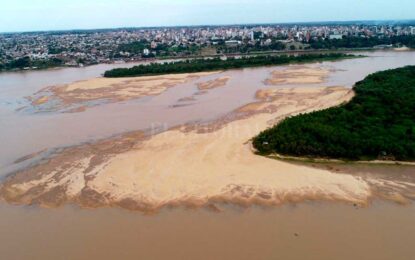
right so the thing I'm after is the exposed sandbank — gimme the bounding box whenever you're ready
[25,65,328,113]
[264,66,329,85]
[3,67,415,212]
[1,85,376,211]
[394,46,411,51]
[28,71,219,112]
[197,76,231,90]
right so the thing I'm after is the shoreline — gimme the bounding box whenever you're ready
[0,48,386,75]
[264,153,415,166]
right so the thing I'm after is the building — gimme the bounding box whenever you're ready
[329,34,343,40]
[225,40,241,47]
[373,44,393,49]
[150,41,158,49]
[250,31,255,41]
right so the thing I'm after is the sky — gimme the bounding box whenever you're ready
[0,0,414,33]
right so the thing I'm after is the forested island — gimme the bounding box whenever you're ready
[253,66,415,161]
[103,53,355,78]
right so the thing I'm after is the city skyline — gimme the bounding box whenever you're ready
[1,0,415,33]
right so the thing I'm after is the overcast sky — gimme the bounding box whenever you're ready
[1,0,414,32]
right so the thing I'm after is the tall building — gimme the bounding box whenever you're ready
[250,31,255,41]
[411,27,415,35]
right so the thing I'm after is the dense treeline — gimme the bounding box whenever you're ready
[309,35,415,49]
[104,53,354,77]
[116,40,201,58]
[0,56,64,71]
[118,40,149,54]
[253,66,415,161]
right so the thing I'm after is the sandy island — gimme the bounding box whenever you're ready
[176,76,232,103]
[26,65,329,113]
[28,71,220,112]
[264,66,329,85]
[3,67,415,212]
[197,76,231,90]
[1,84,370,211]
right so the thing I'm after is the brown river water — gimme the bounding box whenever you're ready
[0,51,415,259]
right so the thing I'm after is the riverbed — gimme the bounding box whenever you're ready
[0,50,415,259]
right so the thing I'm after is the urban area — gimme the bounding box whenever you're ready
[1,22,415,71]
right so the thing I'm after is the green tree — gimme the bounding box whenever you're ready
[253,66,415,161]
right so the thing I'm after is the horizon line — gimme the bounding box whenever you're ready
[1,19,415,35]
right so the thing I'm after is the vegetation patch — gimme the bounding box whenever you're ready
[253,66,415,161]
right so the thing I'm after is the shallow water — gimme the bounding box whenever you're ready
[1,50,415,176]
[1,51,415,259]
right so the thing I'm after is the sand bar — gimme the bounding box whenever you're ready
[4,67,415,211]
[264,66,329,85]
[29,71,219,112]
[1,85,378,211]
[197,76,231,90]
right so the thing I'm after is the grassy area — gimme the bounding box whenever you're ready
[253,66,415,161]
[103,53,357,78]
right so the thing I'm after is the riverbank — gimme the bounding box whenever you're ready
[2,47,412,75]
[4,46,413,75]
[0,48,370,74]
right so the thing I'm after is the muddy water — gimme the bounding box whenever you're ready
[0,202,414,260]
[1,50,415,259]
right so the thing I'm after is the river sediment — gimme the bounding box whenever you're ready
[3,82,413,212]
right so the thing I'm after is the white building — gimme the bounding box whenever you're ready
[250,31,255,41]
[329,34,343,40]
[225,40,241,47]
